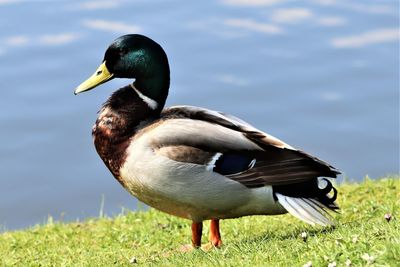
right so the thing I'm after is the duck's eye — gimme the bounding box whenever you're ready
[97,70,103,75]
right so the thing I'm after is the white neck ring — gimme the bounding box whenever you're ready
[130,83,159,110]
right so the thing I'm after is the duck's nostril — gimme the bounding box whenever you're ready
[97,70,103,75]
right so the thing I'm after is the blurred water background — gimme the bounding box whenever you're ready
[0,0,399,231]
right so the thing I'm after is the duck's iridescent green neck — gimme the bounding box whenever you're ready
[132,65,170,111]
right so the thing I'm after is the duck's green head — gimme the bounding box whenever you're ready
[75,34,170,104]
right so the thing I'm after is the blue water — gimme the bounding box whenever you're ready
[0,0,398,231]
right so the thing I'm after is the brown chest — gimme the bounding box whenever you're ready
[92,111,131,186]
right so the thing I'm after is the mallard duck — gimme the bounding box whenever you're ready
[74,34,340,249]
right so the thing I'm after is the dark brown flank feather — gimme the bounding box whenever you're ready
[92,85,160,186]
[156,145,215,165]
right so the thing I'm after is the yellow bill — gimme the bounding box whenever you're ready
[74,62,114,95]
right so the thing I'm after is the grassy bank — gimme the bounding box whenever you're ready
[1,177,399,266]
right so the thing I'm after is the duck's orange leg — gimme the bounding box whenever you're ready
[191,221,203,248]
[209,219,222,247]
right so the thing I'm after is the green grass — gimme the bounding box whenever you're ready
[1,177,399,266]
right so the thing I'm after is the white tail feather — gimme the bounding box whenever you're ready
[276,193,334,226]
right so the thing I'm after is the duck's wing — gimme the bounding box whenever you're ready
[159,105,340,186]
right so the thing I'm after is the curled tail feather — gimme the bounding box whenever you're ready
[274,178,338,226]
